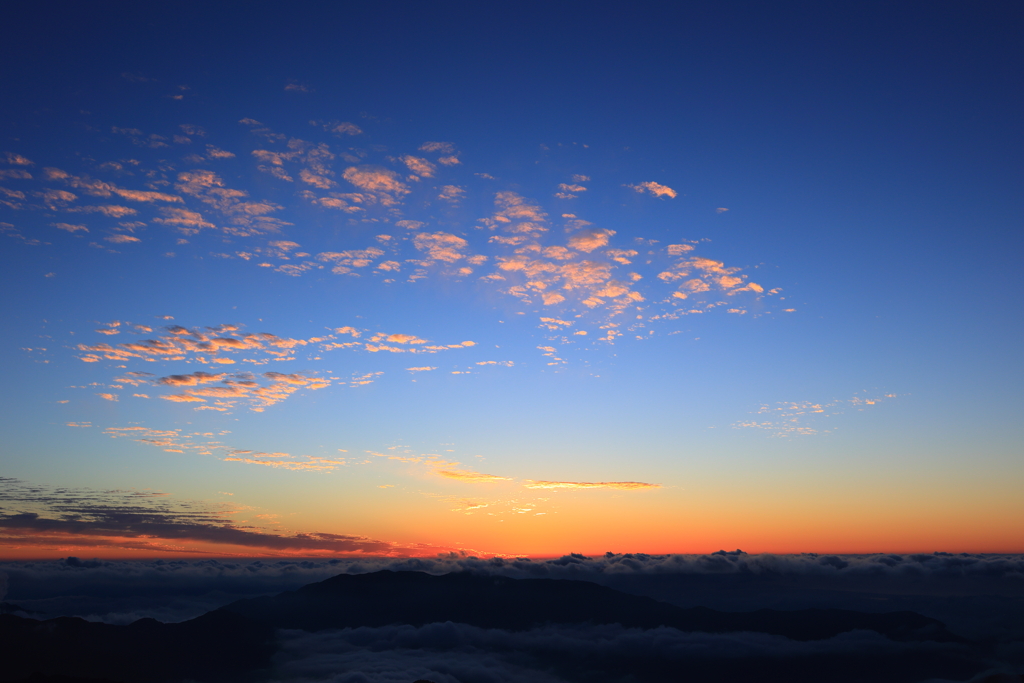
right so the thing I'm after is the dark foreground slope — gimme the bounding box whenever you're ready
[0,610,273,683]
[0,570,986,683]
[219,569,964,643]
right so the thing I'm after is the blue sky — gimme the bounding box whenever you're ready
[0,1,1021,557]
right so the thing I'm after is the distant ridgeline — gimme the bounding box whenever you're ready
[0,570,993,683]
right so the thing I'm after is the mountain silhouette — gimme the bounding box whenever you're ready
[0,570,974,683]
[0,609,273,683]
[218,569,965,642]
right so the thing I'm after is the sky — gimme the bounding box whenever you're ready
[1,0,1021,559]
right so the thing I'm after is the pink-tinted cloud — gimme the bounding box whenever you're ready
[626,181,678,198]
[482,192,548,237]
[438,185,465,203]
[53,223,88,233]
[311,120,363,136]
[567,228,615,253]
[5,153,33,165]
[158,371,332,412]
[400,155,436,177]
[413,231,470,262]
[555,183,587,199]
[105,234,141,244]
[76,323,319,365]
[153,207,215,234]
[419,141,456,154]
[206,145,236,159]
[342,166,410,205]
[67,205,138,217]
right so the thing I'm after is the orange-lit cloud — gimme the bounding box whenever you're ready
[400,155,436,177]
[413,231,470,263]
[626,181,677,198]
[523,480,660,490]
[53,222,88,233]
[435,468,513,483]
[342,166,409,205]
[0,477,430,556]
[567,228,614,253]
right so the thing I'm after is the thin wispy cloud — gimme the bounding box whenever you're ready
[626,181,677,198]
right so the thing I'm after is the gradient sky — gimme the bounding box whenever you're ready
[1,1,1021,559]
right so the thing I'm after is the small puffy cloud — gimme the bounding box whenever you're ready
[406,366,436,372]
[153,207,215,233]
[311,120,363,136]
[438,185,464,203]
[105,234,141,244]
[284,83,312,93]
[96,393,119,402]
[400,155,436,177]
[114,188,183,203]
[68,205,138,217]
[0,169,31,179]
[299,169,335,189]
[413,231,469,262]
[5,152,33,165]
[161,394,207,403]
[567,228,615,253]
[53,223,88,233]
[555,183,587,199]
[342,166,409,205]
[419,141,456,154]
[667,244,695,255]
[626,181,678,198]
[523,480,660,490]
[158,371,226,386]
[483,192,548,237]
[382,333,427,344]
[206,145,236,159]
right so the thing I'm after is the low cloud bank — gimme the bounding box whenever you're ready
[2,552,1023,638]
[270,622,989,683]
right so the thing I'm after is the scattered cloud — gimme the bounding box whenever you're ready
[53,223,88,233]
[400,155,436,177]
[0,477,405,555]
[342,166,409,205]
[105,234,141,244]
[435,468,513,483]
[5,152,33,165]
[733,393,899,437]
[626,181,677,198]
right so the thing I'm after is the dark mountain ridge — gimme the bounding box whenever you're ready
[0,569,972,683]
[218,569,965,642]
